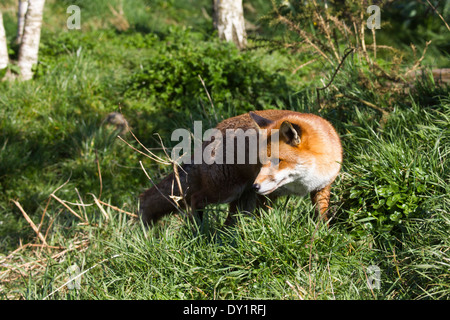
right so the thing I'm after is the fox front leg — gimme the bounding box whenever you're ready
[189,190,208,222]
[310,184,331,224]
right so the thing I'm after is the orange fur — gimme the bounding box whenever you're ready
[139,110,342,226]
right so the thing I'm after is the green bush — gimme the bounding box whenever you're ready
[123,28,291,117]
[339,95,449,237]
[343,152,428,234]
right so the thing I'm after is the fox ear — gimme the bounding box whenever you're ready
[249,111,274,129]
[280,121,301,146]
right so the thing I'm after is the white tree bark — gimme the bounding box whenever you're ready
[17,0,46,80]
[16,0,29,45]
[0,11,9,70]
[213,0,247,50]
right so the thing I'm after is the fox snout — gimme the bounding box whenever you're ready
[253,174,284,195]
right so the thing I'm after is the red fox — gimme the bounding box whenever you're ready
[139,110,342,225]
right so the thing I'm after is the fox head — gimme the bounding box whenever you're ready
[249,111,306,196]
[248,111,341,197]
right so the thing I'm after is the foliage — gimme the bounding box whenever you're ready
[123,27,290,119]
[258,0,449,107]
[324,72,449,237]
[340,101,449,235]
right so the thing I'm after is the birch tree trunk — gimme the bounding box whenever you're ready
[0,11,9,70]
[213,0,247,50]
[17,0,46,80]
[16,0,29,45]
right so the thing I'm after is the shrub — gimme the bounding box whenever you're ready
[123,28,291,118]
[338,96,449,237]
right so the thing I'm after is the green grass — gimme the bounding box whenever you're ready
[1,0,449,300]
[17,206,380,300]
